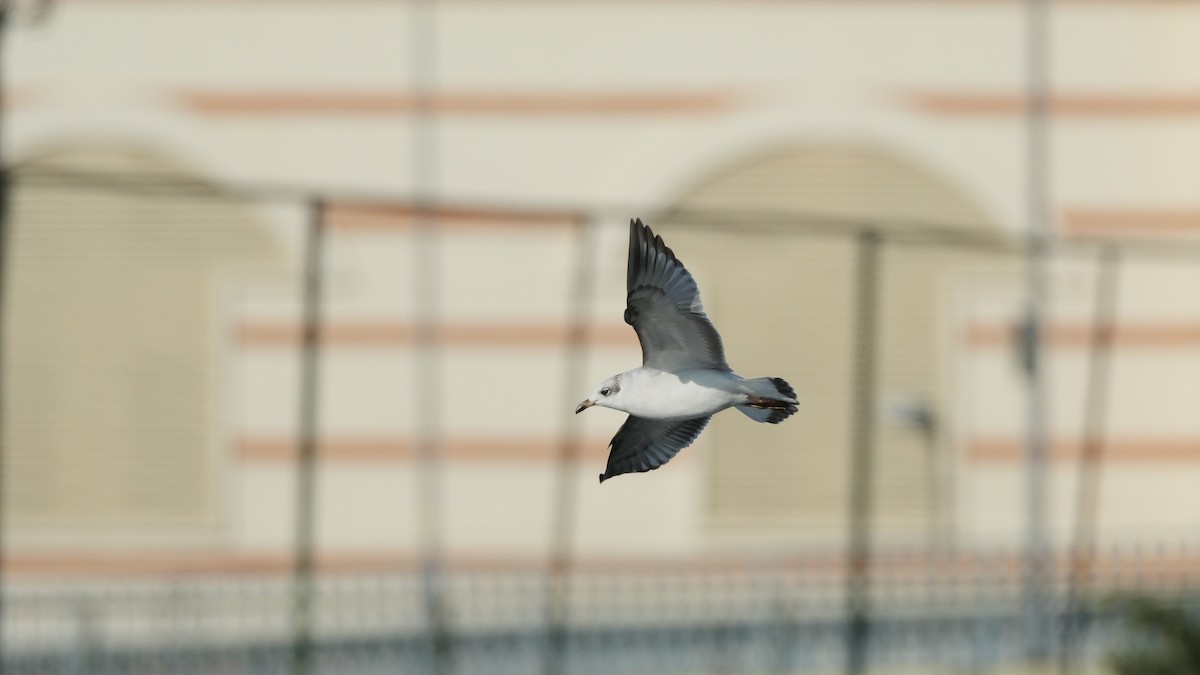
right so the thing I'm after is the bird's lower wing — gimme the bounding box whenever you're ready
[599,415,712,483]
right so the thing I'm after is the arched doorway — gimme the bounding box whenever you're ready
[657,143,1009,542]
[4,145,281,534]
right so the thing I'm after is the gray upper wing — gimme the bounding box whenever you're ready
[598,414,712,483]
[625,219,729,372]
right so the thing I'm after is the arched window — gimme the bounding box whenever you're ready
[4,145,280,532]
[659,144,1009,540]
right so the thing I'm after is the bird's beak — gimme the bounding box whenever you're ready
[575,400,594,414]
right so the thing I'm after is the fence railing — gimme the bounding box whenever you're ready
[5,545,1200,675]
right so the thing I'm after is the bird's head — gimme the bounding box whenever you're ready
[576,374,623,414]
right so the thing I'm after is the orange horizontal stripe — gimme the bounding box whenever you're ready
[238,321,411,345]
[238,437,614,461]
[237,321,638,348]
[1,87,37,110]
[908,91,1200,117]
[969,438,1200,462]
[177,90,737,116]
[326,203,578,232]
[966,322,1200,348]
[240,438,406,460]
[4,551,844,579]
[4,552,418,578]
[9,548,1200,581]
[1064,209,1200,234]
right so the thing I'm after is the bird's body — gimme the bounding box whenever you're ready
[577,219,797,483]
[607,367,743,420]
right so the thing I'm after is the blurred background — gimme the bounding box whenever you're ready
[2,1,1200,674]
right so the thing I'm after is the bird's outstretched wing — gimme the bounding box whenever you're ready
[625,219,729,372]
[599,415,712,483]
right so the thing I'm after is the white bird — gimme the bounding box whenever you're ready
[577,219,798,483]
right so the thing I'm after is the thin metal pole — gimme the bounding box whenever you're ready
[924,431,944,550]
[410,2,450,673]
[0,5,10,669]
[1022,0,1053,664]
[1058,247,1120,675]
[290,198,326,675]
[542,216,596,675]
[0,11,55,669]
[845,230,882,675]
[414,206,450,675]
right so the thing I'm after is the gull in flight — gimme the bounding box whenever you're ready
[576,219,797,483]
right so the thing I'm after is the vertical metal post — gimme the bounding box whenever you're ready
[414,209,450,675]
[1022,0,1053,664]
[0,6,10,669]
[543,215,595,675]
[410,2,450,673]
[1058,247,1120,675]
[290,198,326,675]
[845,230,881,675]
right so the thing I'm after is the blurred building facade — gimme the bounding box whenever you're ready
[4,0,1200,580]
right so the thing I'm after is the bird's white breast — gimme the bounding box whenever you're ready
[618,367,741,420]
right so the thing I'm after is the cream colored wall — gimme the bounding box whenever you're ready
[8,3,1199,212]
[952,260,1200,546]
[5,1,1200,564]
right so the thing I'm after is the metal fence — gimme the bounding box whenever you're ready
[6,546,1200,674]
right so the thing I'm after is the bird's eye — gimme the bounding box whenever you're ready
[600,387,611,396]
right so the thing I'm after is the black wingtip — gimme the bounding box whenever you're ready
[770,377,797,401]
[766,404,799,424]
[628,218,655,290]
[598,473,608,484]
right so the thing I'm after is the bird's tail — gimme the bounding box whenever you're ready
[735,377,798,424]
